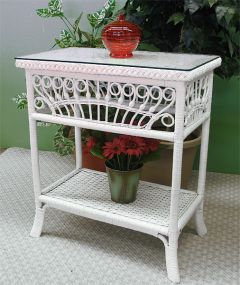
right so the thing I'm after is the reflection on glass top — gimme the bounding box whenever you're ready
[16,47,219,71]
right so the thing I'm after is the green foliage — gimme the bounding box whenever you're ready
[124,0,240,78]
[167,13,184,25]
[88,0,115,28]
[36,0,63,18]
[37,0,116,49]
[90,144,105,159]
[16,0,118,157]
[184,0,203,14]
[182,0,240,77]
[55,29,79,48]
[53,125,75,156]
[208,0,219,8]
[124,0,183,52]
[12,93,28,109]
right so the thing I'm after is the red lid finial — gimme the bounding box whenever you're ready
[102,13,141,58]
[118,14,126,21]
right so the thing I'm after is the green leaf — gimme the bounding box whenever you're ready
[55,38,65,48]
[167,13,184,25]
[226,34,234,56]
[36,8,50,18]
[103,0,115,17]
[73,13,83,33]
[90,145,105,160]
[36,0,63,18]
[184,0,203,14]
[62,29,72,37]
[215,5,235,25]
[87,0,116,28]
[48,0,64,17]
[60,29,71,39]
[53,126,75,156]
[208,0,218,8]
[77,28,83,41]
[55,30,77,48]
[12,93,28,109]
[93,38,104,48]
[229,30,240,47]
[88,9,106,28]
[82,31,93,42]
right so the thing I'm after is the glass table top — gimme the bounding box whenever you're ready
[16,47,219,72]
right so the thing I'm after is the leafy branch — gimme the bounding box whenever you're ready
[37,0,116,48]
[124,0,240,78]
[13,0,118,156]
[12,93,28,109]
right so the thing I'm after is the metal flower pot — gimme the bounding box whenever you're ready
[105,163,142,204]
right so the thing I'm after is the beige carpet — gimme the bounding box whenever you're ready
[0,148,239,285]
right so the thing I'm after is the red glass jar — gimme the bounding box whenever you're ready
[102,14,141,58]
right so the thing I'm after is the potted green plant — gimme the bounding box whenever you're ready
[36,0,116,49]
[86,134,162,203]
[123,0,240,79]
[123,0,240,179]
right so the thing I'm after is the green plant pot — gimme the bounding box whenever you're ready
[105,163,142,204]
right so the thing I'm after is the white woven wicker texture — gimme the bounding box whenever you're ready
[0,148,239,285]
[40,169,198,236]
[41,169,198,230]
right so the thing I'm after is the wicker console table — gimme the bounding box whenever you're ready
[16,48,221,283]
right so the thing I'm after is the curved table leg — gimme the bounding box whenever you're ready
[194,206,207,237]
[30,205,46,238]
[165,238,180,283]
[158,234,180,283]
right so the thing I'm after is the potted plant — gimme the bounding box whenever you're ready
[123,0,240,80]
[86,134,162,203]
[123,0,240,178]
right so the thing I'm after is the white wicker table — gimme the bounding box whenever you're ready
[16,48,221,283]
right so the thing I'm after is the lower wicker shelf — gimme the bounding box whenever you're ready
[39,168,201,237]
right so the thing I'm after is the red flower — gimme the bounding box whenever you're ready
[84,136,96,154]
[103,137,125,159]
[119,135,146,157]
[143,139,159,154]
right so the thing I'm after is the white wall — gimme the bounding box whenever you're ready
[0,0,121,60]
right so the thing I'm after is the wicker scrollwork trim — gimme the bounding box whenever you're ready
[184,74,212,127]
[31,75,176,130]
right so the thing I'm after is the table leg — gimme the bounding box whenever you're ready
[74,126,82,170]
[28,118,46,237]
[194,118,210,236]
[165,236,180,283]
[30,205,46,238]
